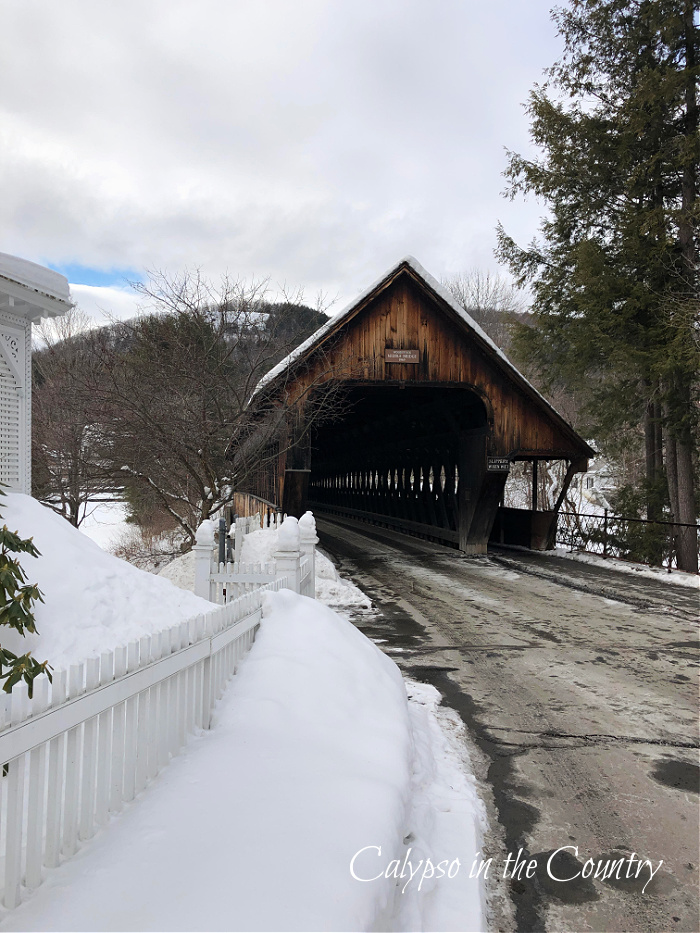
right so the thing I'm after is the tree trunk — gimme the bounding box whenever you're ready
[679,0,698,285]
[644,395,663,521]
[653,399,663,477]
[663,375,697,574]
[667,5,698,575]
[675,435,698,574]
[665,429,680,522]
[663,425,681,564]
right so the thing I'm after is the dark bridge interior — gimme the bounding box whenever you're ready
[307,385,491,548]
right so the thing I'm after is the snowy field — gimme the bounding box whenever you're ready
[76,500,129,552]
[0,497,487,931]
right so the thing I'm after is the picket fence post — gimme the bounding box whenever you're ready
[299,511,318,598]
[194,519,216,601]
[274,515,302,593]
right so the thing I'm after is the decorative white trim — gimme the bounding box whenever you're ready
[0,311,30,494]
[0,331,23,384]
[24,320,31,494]
[0,308,27,328]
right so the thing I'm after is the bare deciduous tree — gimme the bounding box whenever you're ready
[78,270,334,544]
[32,307,114,526]
[442,269,525,350]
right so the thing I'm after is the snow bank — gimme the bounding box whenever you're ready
[157,548,196,592]
[3,590,414,932]
[0,494,213,669]
[552,547,699,589]
[240,526,372,610]
[397,681,487,932]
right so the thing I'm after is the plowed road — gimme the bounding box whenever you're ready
[317,515,699,933]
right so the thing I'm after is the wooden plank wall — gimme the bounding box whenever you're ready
[279,272,589,462]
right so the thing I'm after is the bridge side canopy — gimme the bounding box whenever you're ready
[0,253,71,493]
[254,255,594,467]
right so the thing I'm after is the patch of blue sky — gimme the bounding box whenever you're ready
[46,263,143,288]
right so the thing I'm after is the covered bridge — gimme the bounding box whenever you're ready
[249,257,593,554]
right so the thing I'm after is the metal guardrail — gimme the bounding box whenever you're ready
[557,510,700,572]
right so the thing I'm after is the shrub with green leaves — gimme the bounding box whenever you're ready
[0,487,52,695]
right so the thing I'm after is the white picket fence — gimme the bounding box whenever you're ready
[0,512,320,913]
[0,581,295,910]
[229,510,282,563]
[194,512,318,604]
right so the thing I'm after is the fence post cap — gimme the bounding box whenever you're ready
[299,510,317,536]
[277,515,300,551]
[195,519,216,546]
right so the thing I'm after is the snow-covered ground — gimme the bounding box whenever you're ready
[77,500,129,552]
[0,500,488,931]
[0,494,212,669]
[551,547,699,589]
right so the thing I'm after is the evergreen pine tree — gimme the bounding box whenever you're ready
[0,487,52,695]
[497,0,698,571]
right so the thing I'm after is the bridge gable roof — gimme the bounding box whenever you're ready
[256,256,594,461]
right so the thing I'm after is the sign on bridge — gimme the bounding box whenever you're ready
[385,348,420,363]
[487,457,511,473]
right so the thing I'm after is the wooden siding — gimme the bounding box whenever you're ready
[273,269,591,464]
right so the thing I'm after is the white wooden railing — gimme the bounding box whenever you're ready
[194,513,318,604]
[0,577,289,911]
[0,513,320,913]
[230,510,283,562]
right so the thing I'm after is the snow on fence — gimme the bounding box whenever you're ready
[228,511,273,562]
[0,514,320,912]
[225,506,282,563]
[0,579,289,911]
[195,513,318,604]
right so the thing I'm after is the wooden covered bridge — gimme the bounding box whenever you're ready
[245,257,593,554]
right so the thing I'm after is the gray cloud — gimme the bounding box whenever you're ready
[2,0,560,305]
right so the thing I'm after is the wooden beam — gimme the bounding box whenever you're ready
[545,460,578,549]
[532,459,539,511]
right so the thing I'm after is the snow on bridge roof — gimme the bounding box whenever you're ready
[255,256,516,393]
[253,256,593,457]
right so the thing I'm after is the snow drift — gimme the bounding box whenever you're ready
[0,494,212,669]
[0,501,487,931]
[4,590,414,931]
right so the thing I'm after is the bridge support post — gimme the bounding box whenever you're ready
[282,469,311,518]
[467,472,509,552]
[458,431,487,553]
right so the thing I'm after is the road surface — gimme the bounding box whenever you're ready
[317,515,700,933]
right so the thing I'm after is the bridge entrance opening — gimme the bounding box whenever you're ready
[305,385,493,550]
[247,257,593,555]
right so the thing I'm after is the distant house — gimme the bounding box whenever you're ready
[0,253,70,494]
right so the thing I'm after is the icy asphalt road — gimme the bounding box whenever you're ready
[316,515,700,933]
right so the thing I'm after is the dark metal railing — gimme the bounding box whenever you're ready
[557,510,700,572]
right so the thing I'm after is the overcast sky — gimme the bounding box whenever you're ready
[2,0,561,323]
